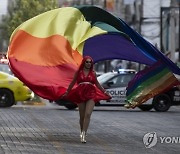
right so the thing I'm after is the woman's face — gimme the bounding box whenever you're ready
[84,58,92,69]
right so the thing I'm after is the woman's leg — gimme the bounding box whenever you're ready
[77,103,86,133]
[83,99,95,133]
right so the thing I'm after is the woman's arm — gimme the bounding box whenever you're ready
[63,71,78,96]
[94,72,111,96]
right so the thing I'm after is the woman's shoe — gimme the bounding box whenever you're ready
[80,132,82,138]
[80,131,87,137]
[81,131,86,143]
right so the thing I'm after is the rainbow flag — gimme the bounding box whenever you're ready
[7,6,180,100]
[126,61,179,108]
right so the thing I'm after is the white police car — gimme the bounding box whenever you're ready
[97,70,180,112]
[97,69,135,105]
[55,69,180,111]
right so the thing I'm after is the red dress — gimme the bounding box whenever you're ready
[66,70,111,104]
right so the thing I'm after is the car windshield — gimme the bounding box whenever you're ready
[97,72,116,84]
[0,64,13,75]
[108,73,135,87]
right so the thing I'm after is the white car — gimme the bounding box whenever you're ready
[55,69,180,111]
[98,70,135,105]
[97,70,180,112]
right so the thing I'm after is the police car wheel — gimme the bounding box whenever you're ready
[153,94,171,112]
[55,99,77,110]
[65,104,77,110]
[0,89,15,107]
[138,105,153,111]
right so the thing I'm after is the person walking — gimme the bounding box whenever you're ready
[62,56,111,143]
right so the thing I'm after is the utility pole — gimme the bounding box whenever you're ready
[178,1,180,62]
[168,0,176,62]
[103,0,110,73]
[134,0,143,70]
[103,0,106,9]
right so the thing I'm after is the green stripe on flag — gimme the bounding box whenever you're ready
[127,68,170,100]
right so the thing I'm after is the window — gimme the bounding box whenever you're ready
[107,74,134,88]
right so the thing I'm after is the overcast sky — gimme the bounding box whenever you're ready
[0,0,8,15]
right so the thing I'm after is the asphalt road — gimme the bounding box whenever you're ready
[0,101,180,154]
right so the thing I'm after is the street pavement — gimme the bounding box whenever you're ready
[0,101,180,154]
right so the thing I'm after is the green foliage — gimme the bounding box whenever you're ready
[0,0,58,42]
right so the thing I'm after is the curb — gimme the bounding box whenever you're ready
[21,101,46,106]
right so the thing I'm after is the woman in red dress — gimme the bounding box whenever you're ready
[63,56,111,143]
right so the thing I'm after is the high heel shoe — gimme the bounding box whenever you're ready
[80,131,87,137]
[80,131,86,143]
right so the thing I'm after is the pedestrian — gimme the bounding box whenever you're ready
[62,56,111,143]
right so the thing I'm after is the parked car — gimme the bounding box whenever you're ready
[0,71,34,107]
[97,70,180,112]
[55,69,180,111]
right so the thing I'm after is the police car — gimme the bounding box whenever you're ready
[97,70,180,112]
[55,69,180,111]
[97,69,136,106]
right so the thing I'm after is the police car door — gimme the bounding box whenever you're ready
[101,74,130,105]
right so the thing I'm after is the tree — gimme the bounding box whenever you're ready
[0,0,58,49]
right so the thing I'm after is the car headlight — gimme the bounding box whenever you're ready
[31,92,35,98]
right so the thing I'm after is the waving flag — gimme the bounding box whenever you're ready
[7,6,180,100]
[125,61,179,108]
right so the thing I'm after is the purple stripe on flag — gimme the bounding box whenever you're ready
[83,34,155,65]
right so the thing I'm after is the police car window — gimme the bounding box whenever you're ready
[108,74,134,87]
[98,73,116,84]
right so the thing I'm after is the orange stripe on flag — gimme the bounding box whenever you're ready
[8,30,82,66]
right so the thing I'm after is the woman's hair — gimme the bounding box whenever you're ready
[78,56,94,73]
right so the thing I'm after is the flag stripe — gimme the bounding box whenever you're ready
[8,30,82,66]
[128,75,178,104]
[127,69,172,100]
[83,34,154,64]
[126,60,179,107]
[9,57,78,100]
[10,7,107,50]
[127,66,169,95]
[127,61,166,94]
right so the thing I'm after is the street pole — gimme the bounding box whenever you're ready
[137,0,143,71]
[91,0,94,5]
[103,0,109,72]
[178,2,180,63]
[104,0,106,9]
[160,7,163,52]
[168,0,176,63]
